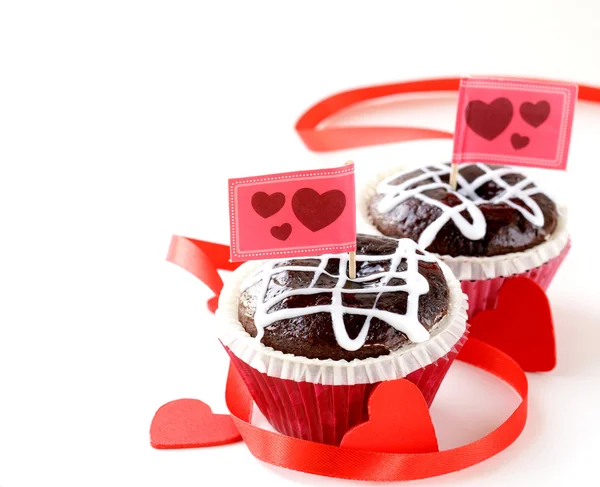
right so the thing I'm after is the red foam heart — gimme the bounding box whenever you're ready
[340,379,438,454]
[469,277,556,372]
[150,399,241,449]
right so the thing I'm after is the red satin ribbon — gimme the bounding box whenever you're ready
[225,338,527,481]
[295,77,600,152]
[167,236,528,480]
[167,236,241,312]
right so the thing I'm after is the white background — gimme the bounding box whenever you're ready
[1,1,599,486]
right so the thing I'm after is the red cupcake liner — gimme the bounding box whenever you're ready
[461,241,571,320]
[225,332,468,446]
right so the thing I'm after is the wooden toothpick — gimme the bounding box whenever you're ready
[345,160,357,279]
[449,162,459,191]
[349,250,356,279]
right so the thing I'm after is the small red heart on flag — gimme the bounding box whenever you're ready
[270,223,292,241]
[469,277,556,372]
[292,188,346,232]
[520,100,551,127]
[340,379,438,454]
[511,133,530,150]
[251,192,285,219]
[150,399,241,449]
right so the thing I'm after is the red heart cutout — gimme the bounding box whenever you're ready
[340,379,438,454]
[465,97,513,141]
[469,277,556,372]
[520,100,550,128]
[270,223,292,241]
[150,399,241,449]
[511,133,530,150]
[251,192,285,218]
[292,188,346,232]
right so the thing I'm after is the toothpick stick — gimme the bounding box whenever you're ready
[449,162,459,191]
[345,160,357,279]
[349,251,356,279]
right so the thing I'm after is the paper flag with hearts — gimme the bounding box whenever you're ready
[341,379,438,454]
[453,77,577,170]
[469,277,556,372]
[228,163,356,261]
[150,399,242,449]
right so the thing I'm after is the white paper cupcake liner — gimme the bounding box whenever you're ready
[216,258,468,386]
[358,165,570,281]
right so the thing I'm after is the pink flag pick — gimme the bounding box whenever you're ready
[228,163,356,262]
[452,77,577,170]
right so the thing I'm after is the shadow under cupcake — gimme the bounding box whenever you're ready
[217,234,468,445]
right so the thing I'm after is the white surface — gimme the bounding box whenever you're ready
[1,1,599,486]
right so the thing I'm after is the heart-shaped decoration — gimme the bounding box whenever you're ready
[292,188,346,232]
[340,379,438,454]
[511,133,530,150]
[520,100,550,128]
[465,97,513,141]
[270,223,292,241]
[251,192,285,219]
[150,399,241,449]
[469,277,556,372]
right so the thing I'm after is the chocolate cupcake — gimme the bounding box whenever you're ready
[217,234,468,445]
[362,163,570,318]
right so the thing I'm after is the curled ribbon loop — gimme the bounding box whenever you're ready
[167,236,241,312]
[225,338,527,481]
[295,76,600,152]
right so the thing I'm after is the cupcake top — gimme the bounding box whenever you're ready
[237,234,450,361]
[368,163,558,257]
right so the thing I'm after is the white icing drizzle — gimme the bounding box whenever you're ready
[376,163,545,248]
[240,239,437,352]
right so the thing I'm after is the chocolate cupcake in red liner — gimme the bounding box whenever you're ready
[217,234,468,445]
[361,163,570,318]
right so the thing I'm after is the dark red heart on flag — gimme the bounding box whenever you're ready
[511,133,530,150]
[469,277,556,372]
[251,192,285,219]
[341,379,438,454]
[520,100,550,128]
[292,188,346,232]
[270,223,292,241]
[150,399,241,449]
[465,97,513,141]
